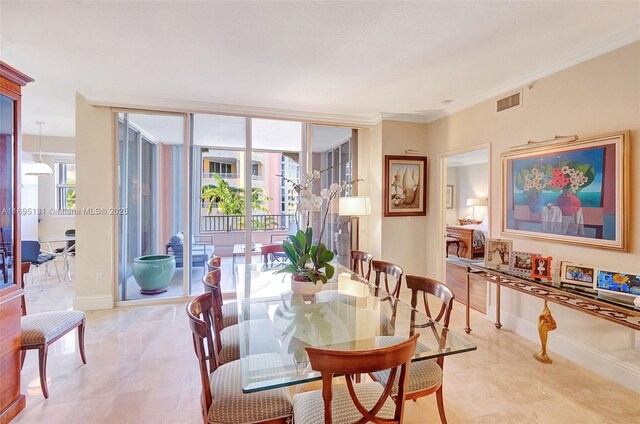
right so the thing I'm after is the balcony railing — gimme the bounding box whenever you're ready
[202,172,240,179]
[201,213,296,232]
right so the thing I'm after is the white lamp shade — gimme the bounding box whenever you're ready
[25,161,54,176]
[466,197,487,207]
[339,196,371,216]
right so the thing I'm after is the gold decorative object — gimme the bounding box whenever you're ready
[534,300,557,364]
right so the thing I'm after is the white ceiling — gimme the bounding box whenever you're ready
[1,1,638,137]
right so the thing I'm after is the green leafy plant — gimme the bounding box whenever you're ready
[277,227,335,284]
[201,173,270,215]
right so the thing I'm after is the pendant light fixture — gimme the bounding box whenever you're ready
[26,121,54,176]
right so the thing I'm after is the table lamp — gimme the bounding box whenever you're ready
[338,196,371,252]
[466,197,487,220]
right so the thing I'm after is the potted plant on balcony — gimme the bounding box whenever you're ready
[276,168,359,295]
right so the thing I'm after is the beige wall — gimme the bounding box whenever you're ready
[74,94,116,310]
[452,162,489,221]
[361,42,639,390]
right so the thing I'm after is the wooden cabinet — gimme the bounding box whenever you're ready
[0,61,33,424]
[446,261,486,314]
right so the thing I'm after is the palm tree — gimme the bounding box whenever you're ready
[201,173,270,215]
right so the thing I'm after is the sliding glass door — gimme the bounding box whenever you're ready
[117,112,187,301]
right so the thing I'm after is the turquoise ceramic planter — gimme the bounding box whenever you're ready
[133,255,176,295]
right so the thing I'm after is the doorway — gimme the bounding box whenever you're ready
[441,146,490,313]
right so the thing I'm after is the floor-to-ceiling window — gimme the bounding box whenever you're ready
[116,110,357,302]
[117,112,187,301]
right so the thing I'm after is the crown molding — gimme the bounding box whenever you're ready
[81,93,377,128]
[427,25,640,124]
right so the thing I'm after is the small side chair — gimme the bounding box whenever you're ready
[292,334,419,423]
[19,262,87,398]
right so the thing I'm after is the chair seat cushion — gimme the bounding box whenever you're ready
[221,301,238,328]
[292,381,396,424]
[208,354,292,424]
[370,359,442,395]
[21,311,85,347]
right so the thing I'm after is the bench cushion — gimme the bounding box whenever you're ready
[21,311,85,347]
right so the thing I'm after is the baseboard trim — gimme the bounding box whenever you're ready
[487,305,640,393]
[73,294,114,311]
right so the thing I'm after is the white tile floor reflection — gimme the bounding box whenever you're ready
[14,258,638,424]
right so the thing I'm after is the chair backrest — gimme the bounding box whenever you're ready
[405,275,455,328]
[202,268,224,351]
[207,255,221,272]
[21,240,41,264]
[371,260,403,298]
[261,243,283,264]
[351,250,373,281]
[65,229,76,250]
[186,292,219,423]
[1,226,12,256]
[306,334,419,424]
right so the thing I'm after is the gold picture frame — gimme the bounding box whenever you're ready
[501,131,628,250]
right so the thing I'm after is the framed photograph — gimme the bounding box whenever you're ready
[502,132,628,250]
[560,262,596,288]
[508,251,539,277]
[530,255,553,280]
[446,185,454,209]
[596,270,640,297]
[384,155,428,217]
[485,239,512,267]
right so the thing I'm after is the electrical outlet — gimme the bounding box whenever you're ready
[96,273,103,283]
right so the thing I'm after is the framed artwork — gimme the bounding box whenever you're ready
[384,155,428,217]
[530,255,553,280]
[446,185,454,209]
[502,132,628,250]
[485,239,512,267]
[560,261,596,288]
[596,270,640,297]
[509,251,538,277]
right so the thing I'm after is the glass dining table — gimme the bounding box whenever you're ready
[234,263,477,393]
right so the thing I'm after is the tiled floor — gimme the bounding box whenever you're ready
[13,261,638,423]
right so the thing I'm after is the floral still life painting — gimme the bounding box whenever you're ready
[502,132,627,250]
[384,155,428,217]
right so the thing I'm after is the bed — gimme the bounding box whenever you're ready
[446,220,488,259]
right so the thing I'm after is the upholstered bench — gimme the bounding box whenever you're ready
[445,236,461,258]
[21,310,87,398]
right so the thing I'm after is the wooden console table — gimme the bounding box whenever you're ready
[464,263,640,334]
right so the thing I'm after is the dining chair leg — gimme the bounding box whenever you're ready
[38,345,50,398]
[78,320,87,364]
[37,265,43,292]
[436,386,447,424]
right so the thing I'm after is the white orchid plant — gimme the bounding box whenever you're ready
[276,166,360,284]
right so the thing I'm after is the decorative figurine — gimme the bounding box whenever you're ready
[534,300,557,364]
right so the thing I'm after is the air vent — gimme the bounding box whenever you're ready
[497,92,520,112]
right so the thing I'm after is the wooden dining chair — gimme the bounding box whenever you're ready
[370,275,455,424]
[186,292,292,424]
[19,262,87,398]
[260,243,284,266]
[206,255,221,272]
[351,250,373,280]
[202,269,239,363]
[292,334,419,424]
[371,259,403,298]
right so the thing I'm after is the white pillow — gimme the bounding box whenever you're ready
[481,215,489,226]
